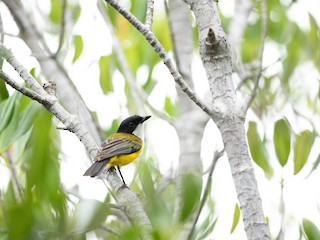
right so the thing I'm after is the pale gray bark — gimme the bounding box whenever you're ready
[182,0,270,239]
[2,0,102,143]
[167,0,209,238]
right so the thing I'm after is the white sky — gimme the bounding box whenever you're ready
[0,0,320,239]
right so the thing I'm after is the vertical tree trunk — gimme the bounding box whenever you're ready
[183,0,270,239]
[167,1,209,238]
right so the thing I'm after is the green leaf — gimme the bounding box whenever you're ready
[12,102,42,142]
[99,56,113,94]
[72,35,83,63]
[294,130,315,175]
[274,118,291,167]
[72,199,109,234]
[198,215,217,240]
[303,219,320,240]
[247,121,273,178]
[230,203,241,233]
[164,97,176,118]
[306,154,320,178]
[49,0,62,24]
[0,94,16,133]
[179,173,202,222]
[0,79,9,101]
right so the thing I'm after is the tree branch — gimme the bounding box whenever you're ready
[145,0,155,30]
[243,0,267,114]
[5,150,23,202]
[103,0,213,117]
[187,149,224,240]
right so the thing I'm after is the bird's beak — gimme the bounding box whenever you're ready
[141,116,151,123]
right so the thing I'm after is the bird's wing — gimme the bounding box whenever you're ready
[95,136,142,162]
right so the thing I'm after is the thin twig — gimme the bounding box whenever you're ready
[5,150,23,202]
[187,149,224,240]
[0,6,4,44]
[103,0,213,117]
[54,0,68,56]
[243,0,267,114]
[99,224,122,237]
[145,0,155,30]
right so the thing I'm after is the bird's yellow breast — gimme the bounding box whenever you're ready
[106,147,142,168]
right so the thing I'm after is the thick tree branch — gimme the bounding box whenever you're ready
[103,0,213,117]
[243,0,267,113]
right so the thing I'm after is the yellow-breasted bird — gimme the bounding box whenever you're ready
[83,115,151,185]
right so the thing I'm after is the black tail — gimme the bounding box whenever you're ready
[83,160,108,177]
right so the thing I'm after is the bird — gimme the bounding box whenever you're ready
[83,115,151,185]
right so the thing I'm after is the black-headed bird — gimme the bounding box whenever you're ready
[83,115,151,185]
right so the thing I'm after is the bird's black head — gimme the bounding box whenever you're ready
[117,115,151,134]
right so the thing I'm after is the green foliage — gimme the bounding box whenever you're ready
[293,130,315,175]
[230,203,241,234]
[164,97,176,118]
[69,199,109,236]
[99,55,114,94]
[0,79,9,101]
[139,161,173,239]
[49,0,62,24]
[247,121,273,178]
[303,219,320,240]
[0,92,17,134]
[72,35,84,63]
[179,173,202,223]
[274,118,291,167]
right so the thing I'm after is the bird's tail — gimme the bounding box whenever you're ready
[83,160,108,177]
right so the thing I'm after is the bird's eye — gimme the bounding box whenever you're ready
[129,122,134,127]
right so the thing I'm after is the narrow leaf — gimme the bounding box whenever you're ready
[247,121,273,178]
[72,35,83,63]
[307,154,320,178]
[303,219,320,240]
[274,118,291,167]
[49,0,62,24]
[230,203,241,233]
[99,56,113,94]
[294,130,315,175]
[164,97,176,118]
[0,94,17,133]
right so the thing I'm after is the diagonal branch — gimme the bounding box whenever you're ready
[103,0,213,117]
[243,0,267,114]
[187,149,224,240]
